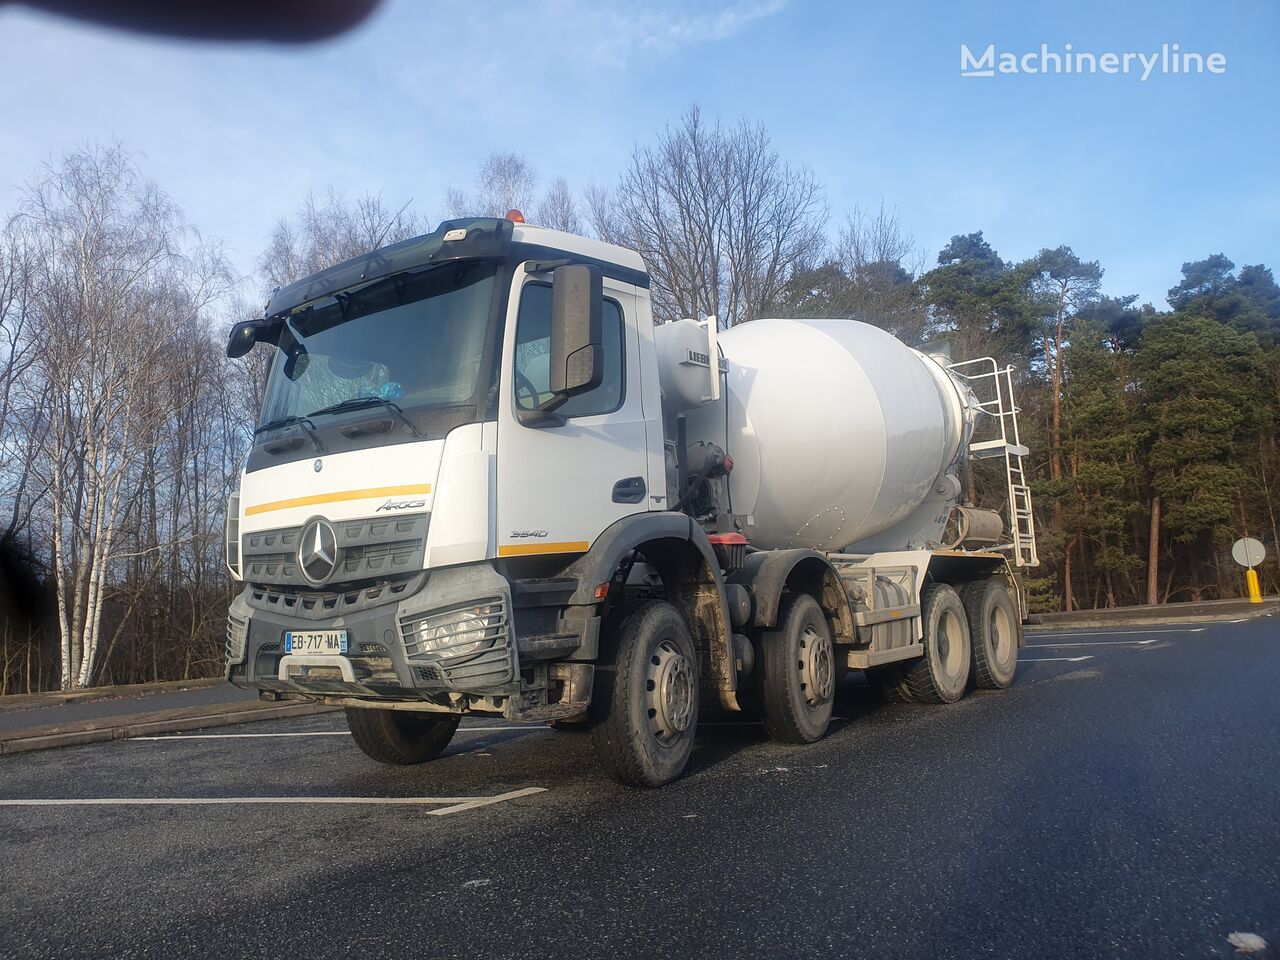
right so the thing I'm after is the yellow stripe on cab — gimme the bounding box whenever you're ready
[497,541,590,558]
[244,483,432,517]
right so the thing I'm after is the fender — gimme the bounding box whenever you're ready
[560,512,739,709]
[729,548,855,642]
[560,512,690,604]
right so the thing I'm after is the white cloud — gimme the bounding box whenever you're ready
[634,0,790,52]
[420,0,791,66]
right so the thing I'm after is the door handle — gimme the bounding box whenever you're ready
[611,476,646,504]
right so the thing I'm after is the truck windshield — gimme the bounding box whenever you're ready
[258,260,497,430]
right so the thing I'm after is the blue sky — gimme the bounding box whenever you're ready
[1,0,1276,308]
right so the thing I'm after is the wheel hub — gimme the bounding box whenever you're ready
[648,639,694,741]
[938,610,965,679]
[799,626,834,704]
[991,605,1014,666]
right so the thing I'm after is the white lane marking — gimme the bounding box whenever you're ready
[699,717,848,728]
[132,725,550,741]
[132,732,351,740]
[1020,656,1093,662]
[1030,627,1204,639]
[0,788,548,815]
[0,796,474,805]
[425,788,548,816]
[1031,639,1162,648]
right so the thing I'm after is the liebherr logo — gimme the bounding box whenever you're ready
[960,42,1227,81]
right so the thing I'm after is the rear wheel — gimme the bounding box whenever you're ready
[757,593,835,743]
[903,583,971,704]
[867,663,913,703]
[962,577,1020,689]
[589,601,699,788]
[345,708,460,764]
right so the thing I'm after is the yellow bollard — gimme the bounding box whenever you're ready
[1246,567,1263,604]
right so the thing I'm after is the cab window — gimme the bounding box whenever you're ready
[513,282,624,417]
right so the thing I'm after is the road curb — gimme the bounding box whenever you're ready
[0,676,226,714]
[0,701,339,756]
[1027,598,1279,629]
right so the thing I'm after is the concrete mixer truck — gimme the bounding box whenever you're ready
[223,214,1039,786]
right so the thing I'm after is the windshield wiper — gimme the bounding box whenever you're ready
[307,396,424,438]
[254,414,323,452]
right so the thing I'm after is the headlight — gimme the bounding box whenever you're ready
[414,611,488,660]
[402,600,506,661]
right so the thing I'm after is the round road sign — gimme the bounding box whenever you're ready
[1231,537,1266,569]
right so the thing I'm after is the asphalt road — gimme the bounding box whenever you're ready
[1,616,1277,960]
[0,684,259,734]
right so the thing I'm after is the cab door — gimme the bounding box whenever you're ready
[495,268,652,561]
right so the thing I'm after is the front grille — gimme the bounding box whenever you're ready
[336,540,421,579]
[400,598,513,689]
[226,613,248,663]
[242,515,428,588]
[246,573,424,620]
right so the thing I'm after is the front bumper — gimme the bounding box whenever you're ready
[226,564,518,700]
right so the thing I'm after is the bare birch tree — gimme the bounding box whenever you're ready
[823,204,926,340]
[445,152,538,220]
[16,145,232,688]
[259,189,422,292]
[446,154,588,232]
[535,177,582,234]
[608,105,826,326]
[0,219,47,547]
[584,183,623,244]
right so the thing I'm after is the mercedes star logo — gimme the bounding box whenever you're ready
[297,518,339,585]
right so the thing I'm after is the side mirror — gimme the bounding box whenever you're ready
[225,318,281,359]
[547,264,603,402]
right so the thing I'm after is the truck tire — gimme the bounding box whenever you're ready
[589,601,699,788]
[756,593,835,743]
[903,583,971,704]
[867,663,914,703]
[345,708,460,764]
[962,577,1019,689]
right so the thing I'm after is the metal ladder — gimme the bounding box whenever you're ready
[946,357,1039,567]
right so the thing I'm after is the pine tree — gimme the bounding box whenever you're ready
[1135,314,1266,600]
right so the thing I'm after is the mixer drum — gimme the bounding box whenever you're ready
[683,319,968,552]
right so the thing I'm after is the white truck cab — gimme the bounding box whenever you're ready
[225,214,1037,786]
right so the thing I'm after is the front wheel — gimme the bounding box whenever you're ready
[346,708,460,764]
[757,593,835,743]
[590,601,699,788]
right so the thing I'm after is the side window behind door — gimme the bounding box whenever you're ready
[513,282,624,417]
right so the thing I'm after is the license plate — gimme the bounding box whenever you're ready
[284,630,348,655]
